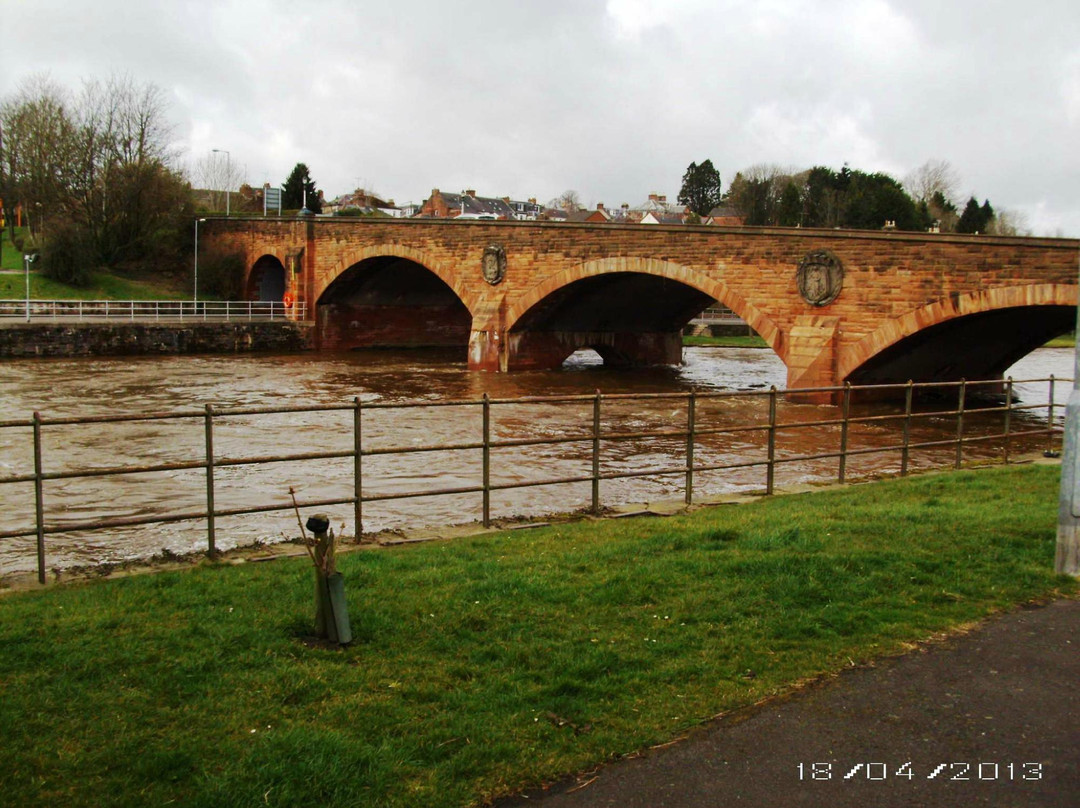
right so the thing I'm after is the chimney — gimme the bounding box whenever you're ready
[597,203,605,211]
[649,193,659,202]
[621,203,629,209]
[466,189,477,198]
[659,195,667,203]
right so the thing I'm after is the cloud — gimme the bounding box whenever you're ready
[1,0,1078,235]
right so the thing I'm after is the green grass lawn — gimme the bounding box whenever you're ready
[1,225,28,270]
[1044,334,1076,348]
[0,269,188,300]
[683,334,769,348]
[1,225,188,299]
[0,464,1073,807]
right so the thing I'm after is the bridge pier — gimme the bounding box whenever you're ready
[785,315,842,403]
[469,330,683,371]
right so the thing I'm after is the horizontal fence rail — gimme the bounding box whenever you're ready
[690,306,746,325]
[0,299,305,323]
[0,376,1065,584]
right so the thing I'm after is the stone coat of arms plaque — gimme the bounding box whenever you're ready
[796,250,844,307]
[482,245,507,285]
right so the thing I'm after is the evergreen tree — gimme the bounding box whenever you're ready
[677,159,723,217]
[842,171,920,231]
[283,162,321,212]
[777,181,802,226]
[956,196,994,234]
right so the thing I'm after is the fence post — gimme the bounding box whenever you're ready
[482,393,491,528]
[839,382,851,483]
[901,380,913,476]
[685,390,696,505]
[955,379,966,470]
[592,391,602,515]
[1048,375,1057,455]
[354,396,363,541]
[33,412,46,585]
[767,386,777,495]
[1003,377,1013,464]
[204,403,217,557]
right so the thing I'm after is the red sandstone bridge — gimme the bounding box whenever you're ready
[205,217,1078,397]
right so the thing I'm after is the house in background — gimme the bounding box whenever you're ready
[504,198,543,220]
[704,204,745,226]
[324,188,403,217]
[629,193,689,223]
[418,189,517,219]
[640,211,686,225]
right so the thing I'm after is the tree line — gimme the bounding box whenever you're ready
[678,158,1024,235]
[0,73,325,291]
[0,74,193,285]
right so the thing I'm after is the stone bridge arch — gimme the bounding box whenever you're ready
[317,244,476,312]
[498,257,784,370]
[314,244,476,353]
[245,253,288,301]
[839,283,1078,386]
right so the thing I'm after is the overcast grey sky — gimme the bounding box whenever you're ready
[3,0,1078,235]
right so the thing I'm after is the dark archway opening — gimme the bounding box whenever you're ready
[316,256,471,354]
[510,273,715,369]
[847,306,1076,390]
[247,255,286,301]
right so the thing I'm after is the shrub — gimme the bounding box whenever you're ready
[197,245,246,300]
[40,221,93,287]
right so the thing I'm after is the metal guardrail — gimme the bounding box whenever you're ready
[691,306,745,324]
[0,376,1063,584]
[0,299,306,322]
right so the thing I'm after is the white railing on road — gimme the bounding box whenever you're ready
[0,299,307,323]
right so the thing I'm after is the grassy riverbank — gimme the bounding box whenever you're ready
[683,334,768,348]
[0,464,1073,807]
[1,226,188,299]
[0,269,188,300]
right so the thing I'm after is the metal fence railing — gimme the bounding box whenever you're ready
[691,306,746,324]
[0,299,306,322]
[0,376,1063,584]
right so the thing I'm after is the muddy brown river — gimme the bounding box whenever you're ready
[0,346,1072,576]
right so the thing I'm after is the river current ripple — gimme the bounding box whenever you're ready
[0,346,1072,575]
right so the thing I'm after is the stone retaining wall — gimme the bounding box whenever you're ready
[0,322,313,359]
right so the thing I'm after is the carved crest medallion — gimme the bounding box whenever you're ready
[482,244,507,285]
[796,250,844,307]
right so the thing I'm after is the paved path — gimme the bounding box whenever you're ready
[498,599,1079,807]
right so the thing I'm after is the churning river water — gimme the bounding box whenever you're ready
[0,346,1072,576]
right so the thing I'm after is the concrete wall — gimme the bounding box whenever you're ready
[0,322,313,359]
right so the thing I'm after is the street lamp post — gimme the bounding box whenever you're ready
[212,148,231,216]
[23,253,37,323]
[194,218,206,304]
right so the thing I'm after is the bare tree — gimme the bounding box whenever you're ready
[192,150,247,212]
[904,159,960,205]
[1,72,191,273]
[0,74,76,239]
[548,189,582,211]
[987,208,1031,237]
